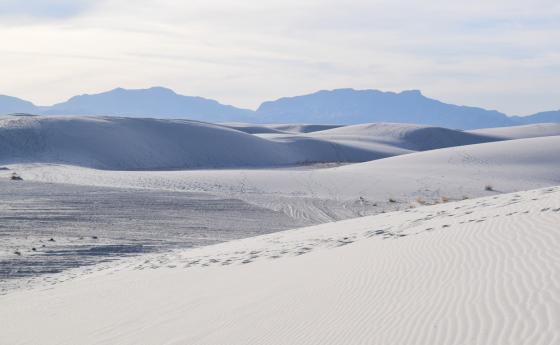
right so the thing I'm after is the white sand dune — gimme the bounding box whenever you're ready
[268,123,343,133]
[1,186,559,345]
[0,116,399,169]
[468,123,560,139]
[0,116,506,170]
[219,123,289,134]
[2,116,559,344]
[14,135,560,222]
[222,123,343,134]
[255,123,502,161]
[0,116,409,169]
[307,122,500,150]
[0,115,299,169]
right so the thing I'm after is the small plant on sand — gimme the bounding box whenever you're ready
[10,172,23,181]
[441,196,449,203]
[388,198,397,203]
[485,184,494,191]
[416,197,427,205]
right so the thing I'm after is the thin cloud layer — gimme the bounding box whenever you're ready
[0,0,558,114]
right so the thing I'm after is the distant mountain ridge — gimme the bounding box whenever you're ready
[257,89,512,129]
[0,87,558,129]
[43,87,256,122]
[511,110,560,125]
[0,95,39,114]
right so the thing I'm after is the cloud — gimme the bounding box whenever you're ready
[0,0,558,114]
[0,0,96,20]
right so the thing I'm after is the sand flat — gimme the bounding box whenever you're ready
[1,186,559,345]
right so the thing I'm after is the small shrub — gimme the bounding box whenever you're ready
[441,196,449,203]
[416,197,427,205]
[10,172,23,181]
[485,185,494,191]
[388,198,397,203]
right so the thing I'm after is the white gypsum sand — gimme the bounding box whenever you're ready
[9,135,560,222]
[0,116,505,170]
[468,123,560,139]
[1,115,559,344]
[1,186,559,345]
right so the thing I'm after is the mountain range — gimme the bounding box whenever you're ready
[1,87,558,129]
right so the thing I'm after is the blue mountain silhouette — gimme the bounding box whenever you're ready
[257,89,512,129]
[0,87,558,129]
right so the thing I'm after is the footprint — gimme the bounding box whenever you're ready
[337,237,354,246]
[297,247,312,254]
[366,229,386,237]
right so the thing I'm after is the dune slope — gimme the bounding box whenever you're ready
[223,123,343,134]
[0,116,505,170]
[1,186,559,345]
[0,116,295,169]
[308,122,500,151]
[468,123,560,139]
[15,135,560,222]
[0,116,402,169]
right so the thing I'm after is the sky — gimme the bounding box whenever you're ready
[0,0,558,115]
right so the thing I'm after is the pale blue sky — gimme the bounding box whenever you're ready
[0,0,94,19]
[0,0,558,114]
